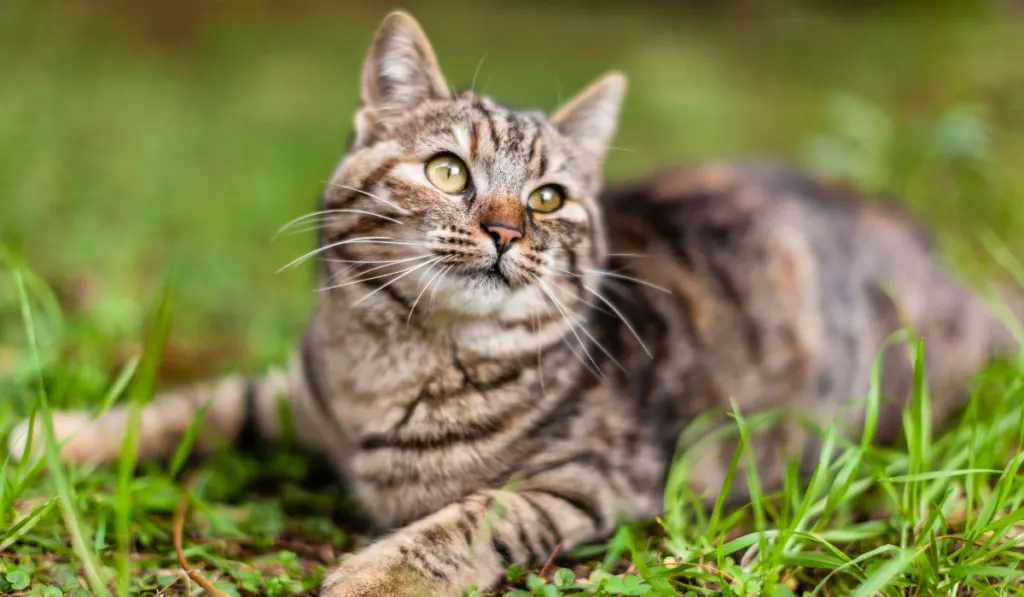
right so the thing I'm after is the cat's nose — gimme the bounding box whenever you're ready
[481,222,523,252]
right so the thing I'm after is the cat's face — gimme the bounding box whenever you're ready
[315,12,624,322]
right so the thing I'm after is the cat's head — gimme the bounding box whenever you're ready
[317,11,624,322]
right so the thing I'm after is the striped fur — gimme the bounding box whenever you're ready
[9,11,1022,597]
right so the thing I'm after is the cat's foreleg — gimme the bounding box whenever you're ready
[320,461,637,597]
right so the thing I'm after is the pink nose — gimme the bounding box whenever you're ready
[482,222,523,251]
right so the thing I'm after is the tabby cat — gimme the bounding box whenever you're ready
[10,11,1021,597]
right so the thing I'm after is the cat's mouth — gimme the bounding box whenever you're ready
[481,263,511,286]
[459,261,513,288]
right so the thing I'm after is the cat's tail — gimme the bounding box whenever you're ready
[7,363,301,466]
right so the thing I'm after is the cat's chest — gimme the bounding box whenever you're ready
[324,330,450,395]
[317,342,559,526]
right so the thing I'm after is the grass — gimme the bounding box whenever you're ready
[2,1,1024,595]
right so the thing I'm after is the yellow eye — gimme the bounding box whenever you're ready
[527,185,565,213]
[425,154,469,194]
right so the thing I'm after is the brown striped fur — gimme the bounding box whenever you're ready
[10,11,1022,597]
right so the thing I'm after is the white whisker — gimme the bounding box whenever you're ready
[545,263,646,309]
[278,237,423,272]
[274,210,340,237]
[326,257,432,265]
[537,277,626,372]
[320,263,432,293]
[600,277,650,308]
[584,268,672,294]
[546,276,616,319]
[533,285,601,379]
[284,218,429,237]
[406,260,450,325]
[274,208,405,239]
[534,275,623,376]
[429,265,453,309]
[278,223,329,236]
[582,283,652,358]
[328,183,411,215]
[352,256,444,306]
[321,254,438,290]
[471,53,488,94]
[279,236,391,272]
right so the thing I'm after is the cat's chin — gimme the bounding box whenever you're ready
[423,272,535,320]
[438,278,515,318]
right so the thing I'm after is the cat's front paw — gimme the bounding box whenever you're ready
[319,553,447,597]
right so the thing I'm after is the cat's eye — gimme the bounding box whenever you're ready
[527,185,565,213]
[425,154,469,194]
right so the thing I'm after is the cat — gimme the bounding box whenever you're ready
[9,10,1022,597]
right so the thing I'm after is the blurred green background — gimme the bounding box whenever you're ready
[2,0,1023,396]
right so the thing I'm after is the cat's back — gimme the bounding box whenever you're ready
[600,161,935,315]
[595,162,946,481]
[601,160,930,248]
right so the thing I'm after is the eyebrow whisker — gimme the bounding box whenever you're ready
[327,182,411,215]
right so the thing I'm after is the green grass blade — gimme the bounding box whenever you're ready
[846,548,917,597]
[715,530,780,557]
[948,564,1022,579]
[863,331,906,452]
[980,506,1024,536]
[11,441,49,500]
[13,268,112,597]
[116,283,175,597]
[789,531,854,557]
[95,355,140,419]
[901,339,931,528]
[706,439,744,540]
[0,455,9,524]
[790,417,837,540]
[728,400,768,573]
[115,395,141,596]
[780,552,846,568]
[881,469,1002,482]
[168,390,214,479]
[816,521,891,543]
[808,545,902,596]
[0,497,57,550]
[968,412,1024,545]
[817,332,907,531]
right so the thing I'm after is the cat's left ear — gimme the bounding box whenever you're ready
[551,71,627,160]
[356,11,450,144]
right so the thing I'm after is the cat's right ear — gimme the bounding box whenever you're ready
[355,11,450,146]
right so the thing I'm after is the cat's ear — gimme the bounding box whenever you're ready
[355,11,450,144]
[551,72,627,160]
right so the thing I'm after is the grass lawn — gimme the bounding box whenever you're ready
[2,2,1024,595]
